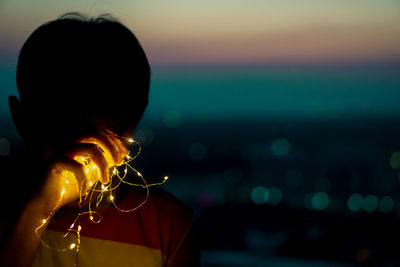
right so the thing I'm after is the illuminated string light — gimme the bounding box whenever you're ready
[34,131,169,267]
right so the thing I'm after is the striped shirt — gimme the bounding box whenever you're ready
[32,189,194,267]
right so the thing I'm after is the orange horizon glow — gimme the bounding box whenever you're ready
[0,0,399,66]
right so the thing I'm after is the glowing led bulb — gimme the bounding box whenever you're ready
[42,219,47,224]
[124,168,127,174]
[128,138,134,143]
[90,215,94,220]
[113,168,118,175]
[89,181,93,187]
[110,195,114,201]
[137,172,142,177]
[70,223,75,228]
[126,155,132,160]
[65,180,69,184]
[164,176,169,181]
[78,225,82,232]
[61,188,65,195]
[85,168,89,174]
[80,157,86,162]
[70,243,76,249]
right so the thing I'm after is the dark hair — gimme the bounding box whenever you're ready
[16,12,150,135]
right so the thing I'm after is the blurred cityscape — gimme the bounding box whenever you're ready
[1,66,400,266]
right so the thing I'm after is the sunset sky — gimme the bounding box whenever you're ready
[1,0,400,66]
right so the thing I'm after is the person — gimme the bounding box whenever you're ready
[0,12,198,267]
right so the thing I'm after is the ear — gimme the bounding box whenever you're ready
[9,95,26,138]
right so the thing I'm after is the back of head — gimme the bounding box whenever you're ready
[15,12,150,146]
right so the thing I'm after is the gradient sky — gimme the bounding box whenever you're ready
[1,0,400,66]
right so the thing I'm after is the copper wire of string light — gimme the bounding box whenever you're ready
[34,130,169,266]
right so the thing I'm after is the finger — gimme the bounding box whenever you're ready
[51,156,87,196]
[77,132,127,166]
[104,133,129,164]
[63,143,110,184]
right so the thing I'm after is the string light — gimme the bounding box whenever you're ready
[34,132,169,267]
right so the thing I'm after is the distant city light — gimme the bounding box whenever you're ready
[264,189,270,203]
[390,151,400,169]
[250,186,267,204]
[163,111,182,128]
[134,127,154,146]
[379,196,394,213]
[188,143,207,161]
[311,192,330,210]
[271,138,290,156]
[267,187,282,205]
[347,193,363,212]
[363,194,379,212]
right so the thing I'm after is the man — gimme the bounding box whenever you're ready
[0,12,198,267]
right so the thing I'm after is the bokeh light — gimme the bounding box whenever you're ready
[267,187,282,205]
[347,193,363,212]
[250,186,267,205]
[134,127,154,146]
[379,196,394,213]
[162,111,182,128]
[188,143,207,161]
[271,138,290,156]
[390,151,400,169]
[363,194,379,213]
[311,192,330,210]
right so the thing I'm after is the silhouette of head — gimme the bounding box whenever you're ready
[10,12,150,152]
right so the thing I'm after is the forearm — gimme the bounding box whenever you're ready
[1,198,54,267]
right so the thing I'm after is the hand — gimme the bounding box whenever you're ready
[32,130,129,216]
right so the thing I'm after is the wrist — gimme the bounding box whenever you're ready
[26,196,60,219]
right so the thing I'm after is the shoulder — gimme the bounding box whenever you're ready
[125,187,195,260]
[148,187,194,223]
